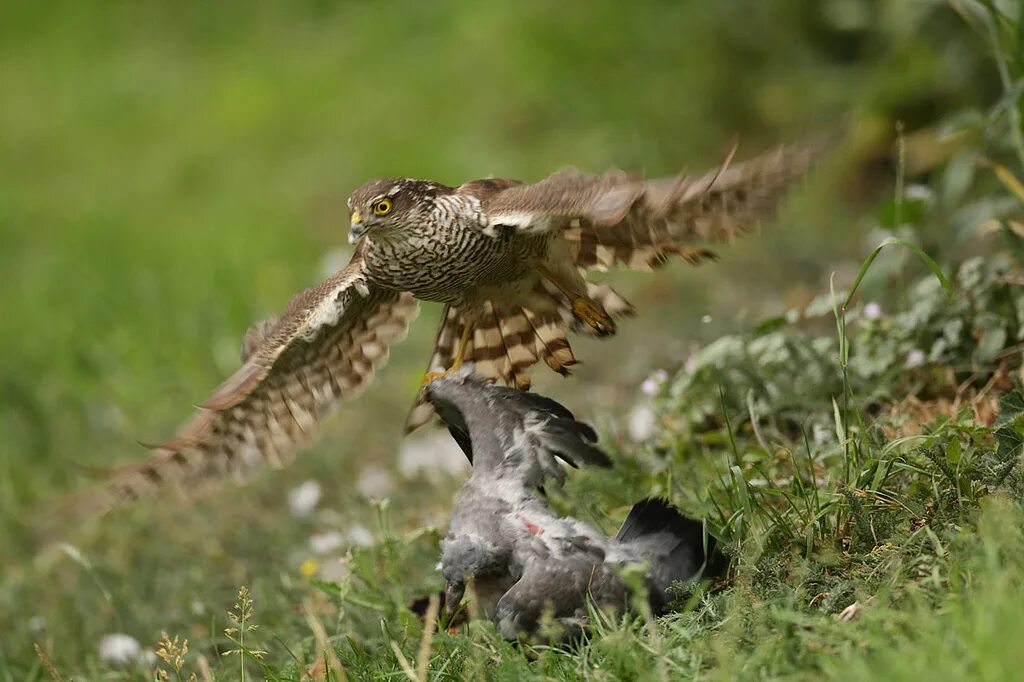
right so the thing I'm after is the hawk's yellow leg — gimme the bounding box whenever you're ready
[422,323,474,386]
[536,264,616,336]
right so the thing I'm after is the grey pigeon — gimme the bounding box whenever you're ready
[425,367,612,619]
[426,370,721,642]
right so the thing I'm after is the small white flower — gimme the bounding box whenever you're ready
[862,301,882,321]
[905,349,926,368]
[309,531,344,555]
[356,466,394,499]
[811,422,831,445]
[904,184,934,202]
[99,633,143,665]
[320,558,350,583]
[398,430,469,479]
[640,369,669,396]
[684,355,699,374]
[287,480,322,517]
[628,404,656,442]
[863,227,890,252]
[347,523,375,547]
[701,315,713,324]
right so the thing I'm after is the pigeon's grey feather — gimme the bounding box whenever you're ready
[491,498,718,641]
[429,373,723,641]
[425,367,611,474]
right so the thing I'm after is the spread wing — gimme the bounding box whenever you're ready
[77,246,418,517]
[425,371,611,479]
[479,135,832,271]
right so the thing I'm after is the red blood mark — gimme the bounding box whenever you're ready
[518,514,543,535]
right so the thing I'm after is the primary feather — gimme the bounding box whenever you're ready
[77,136,829,515]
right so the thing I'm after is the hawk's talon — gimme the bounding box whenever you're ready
[421,370,447,388]
[421,324,473,389]
[571,298,616,336]
[421,358,464,388]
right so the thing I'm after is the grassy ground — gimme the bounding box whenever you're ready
[2,1,1024,679]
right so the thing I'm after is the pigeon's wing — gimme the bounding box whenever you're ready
[76,247,418,517]
[425,372,611,484]
[488,384,577,422]
[428,384,475,462]
[478,136,832,271]
[514,412,610,475]
[493,549,620,642]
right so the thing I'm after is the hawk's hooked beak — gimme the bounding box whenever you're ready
[348,211,365,244]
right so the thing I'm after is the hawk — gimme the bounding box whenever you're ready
[81,137,828,514]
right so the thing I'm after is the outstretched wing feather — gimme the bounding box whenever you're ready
[477,136,832,270]
[79,249,418,516]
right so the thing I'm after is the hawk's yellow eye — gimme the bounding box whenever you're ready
[372,198,393,216]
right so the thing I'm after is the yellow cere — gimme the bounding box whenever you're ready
[350,210,362,225]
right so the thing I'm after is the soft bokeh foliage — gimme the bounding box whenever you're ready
[2,0,1022,678]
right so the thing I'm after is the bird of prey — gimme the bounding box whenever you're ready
[86,137,827,512]
[427,371,720,641]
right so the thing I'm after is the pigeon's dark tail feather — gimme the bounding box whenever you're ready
[616,498,722,614]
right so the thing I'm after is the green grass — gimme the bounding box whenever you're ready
[3,0,1024,679]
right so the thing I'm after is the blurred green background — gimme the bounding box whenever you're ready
[0,0,1009,675]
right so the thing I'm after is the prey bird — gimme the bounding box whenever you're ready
[427,371,720,641]
[84,137,828,513]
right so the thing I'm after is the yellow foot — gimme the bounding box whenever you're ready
[421,323,473,388]
[571,298,616,336]
[421,369,447,387]
[420,359,464,388]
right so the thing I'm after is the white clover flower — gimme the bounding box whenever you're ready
[356,466,394,499]
[640,369,669,396]
[628,404,656,442]
[904,183,934,202]
[287,480,322,517]
[99,633,143,665]
[905,349,926,368]
[309,531,345,555]
[398,430,469,479]
[684,354,699,374]
[347,523,375,547]
[320,558,350,583]
[811,422,831,445]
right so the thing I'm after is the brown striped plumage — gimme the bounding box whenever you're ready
[81,136,829,513]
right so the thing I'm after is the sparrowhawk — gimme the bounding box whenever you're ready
[83,137,829,513]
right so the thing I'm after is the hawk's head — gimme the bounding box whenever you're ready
[346,178,451,244]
